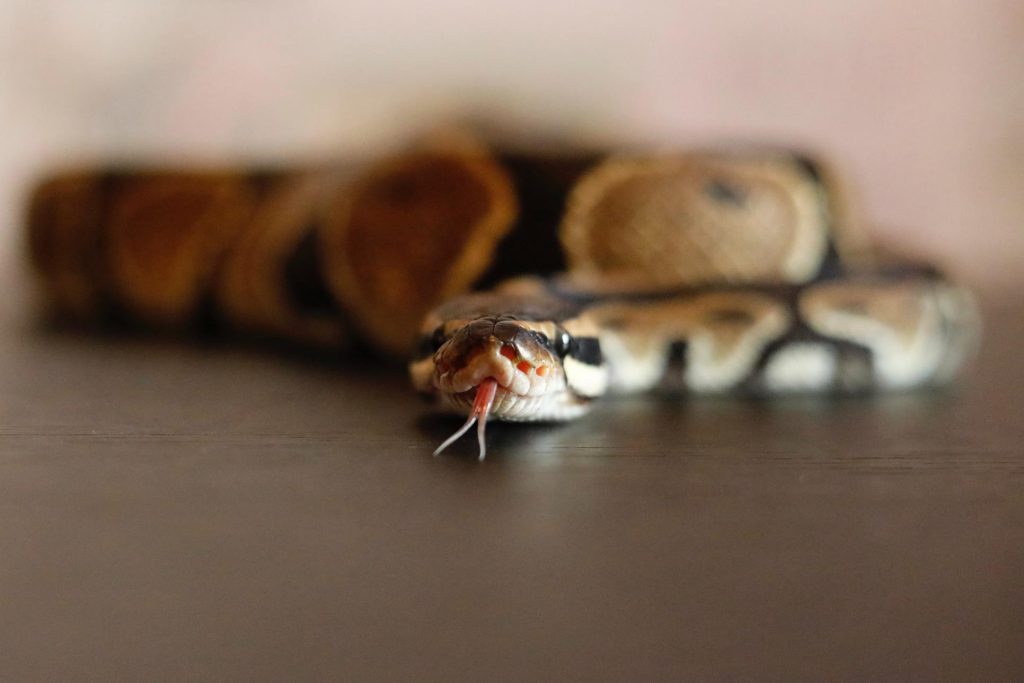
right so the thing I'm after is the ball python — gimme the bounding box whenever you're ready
[25,134,978,459]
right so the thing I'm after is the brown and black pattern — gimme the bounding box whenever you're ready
[24,137,978,422]
[25,135,605,355]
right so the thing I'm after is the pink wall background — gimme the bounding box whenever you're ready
[1,0,1021,294]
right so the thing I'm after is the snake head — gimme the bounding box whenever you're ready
[411,315,572,422]
[409,293,606,427]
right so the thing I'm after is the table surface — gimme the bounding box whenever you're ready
[1,284,1022,683]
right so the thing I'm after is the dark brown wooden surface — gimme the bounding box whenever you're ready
[1,285,1022,682]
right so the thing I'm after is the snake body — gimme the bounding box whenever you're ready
[24,138,978,457]
[411,267,974,431]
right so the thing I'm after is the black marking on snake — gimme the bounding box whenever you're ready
[568,337,603,366]
[416,325,448,359]
[745,294,875,391]
[94,170,133,327]
[791,152,842,284]
[792,154,824,183]
[662,340,689,388]
[704,178,747,207]
[475,153,598,289]
[812,243,845,282]
[284,229,339,315]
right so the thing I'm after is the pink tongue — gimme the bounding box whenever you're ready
[471,378,499,419]
[432,378,500,460]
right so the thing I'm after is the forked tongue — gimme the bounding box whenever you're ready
[433,378,499,460]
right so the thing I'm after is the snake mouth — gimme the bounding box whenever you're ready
[433,378,500,460]
[448,375,532,400]
[445,380,537,407]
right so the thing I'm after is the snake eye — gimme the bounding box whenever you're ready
[552,328,573,357]
[418,326,447,357]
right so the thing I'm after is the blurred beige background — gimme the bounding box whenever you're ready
[1,0,1021,296]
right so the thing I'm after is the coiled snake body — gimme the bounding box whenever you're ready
[26,138,978,457]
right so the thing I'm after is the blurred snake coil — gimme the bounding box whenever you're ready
[25,132,979,453]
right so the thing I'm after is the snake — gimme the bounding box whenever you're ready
[24,137,979,459]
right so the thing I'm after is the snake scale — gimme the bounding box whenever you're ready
[26,134,978,457]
